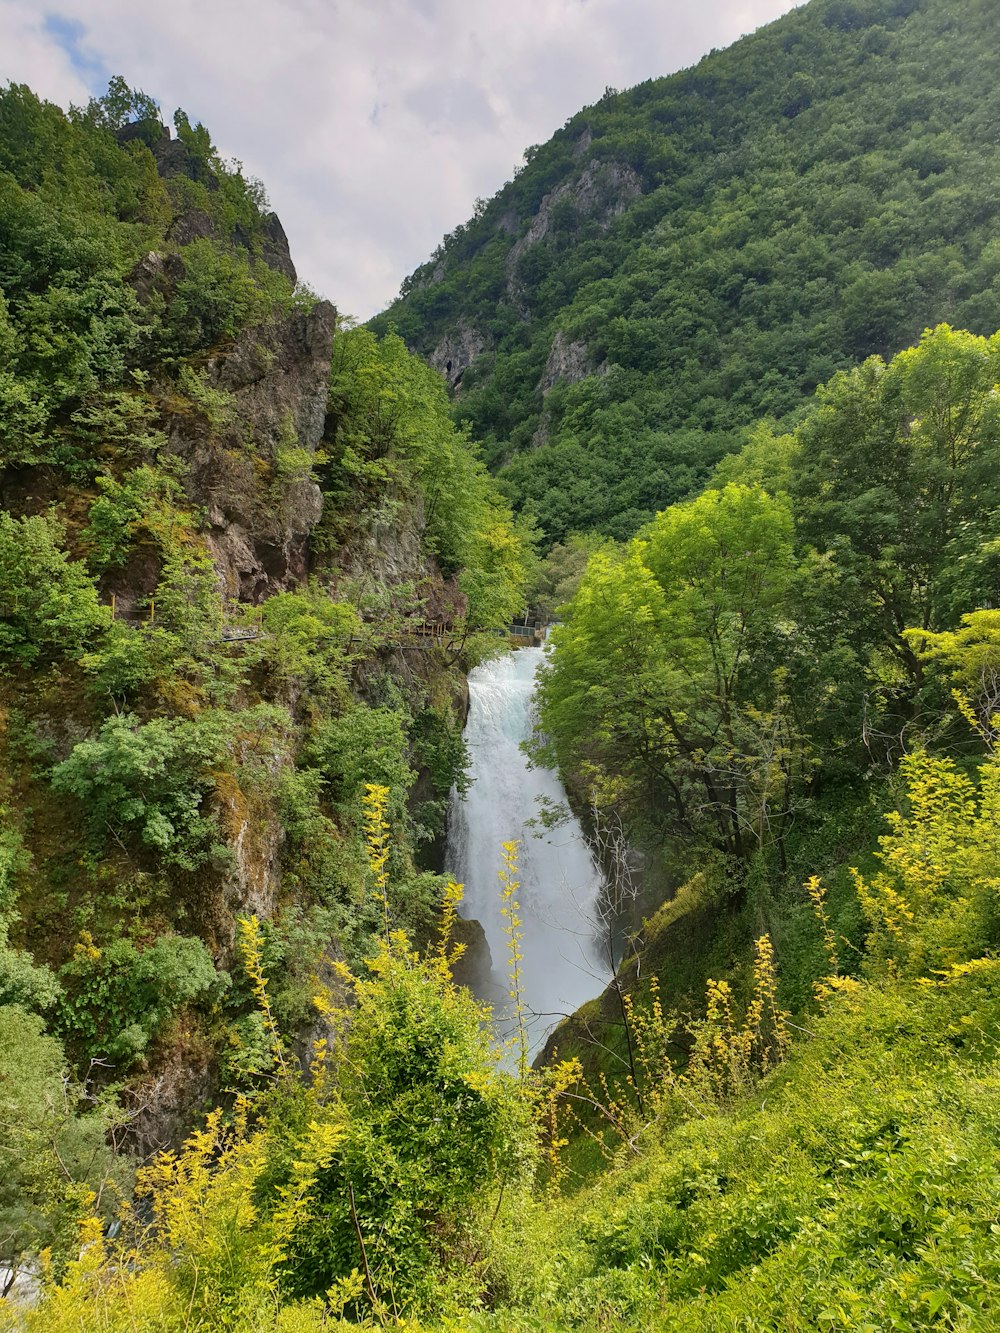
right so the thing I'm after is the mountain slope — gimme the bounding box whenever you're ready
[374,0,1000,541]
[0,77,526,1185]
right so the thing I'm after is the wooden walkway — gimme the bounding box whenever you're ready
[107,598,467,652]
[105,598,543,653]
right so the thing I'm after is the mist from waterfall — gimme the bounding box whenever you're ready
[447,646,605,1060]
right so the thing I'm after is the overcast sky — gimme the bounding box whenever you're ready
[1,0,801,319]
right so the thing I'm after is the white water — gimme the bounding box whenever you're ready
[447,647,604,1059]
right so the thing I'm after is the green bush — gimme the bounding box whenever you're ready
[56,932,223,1065]
[261,587,359,697]
[310,706,415,811]
[0,1004,129,1277]
[282,937,535,1312]
[50,711,233,868]
[0,513,108,666]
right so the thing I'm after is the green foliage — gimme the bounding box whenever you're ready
[537,485,806,857]
[0,930,60,1014]
[409,704,470,845]
[708,421,800,496]
[525,531,612,619]
[175,362,238,429]
[80,75,160,133]
[469,966,1000,1332]
[0,512,108,665]
[164,238,292,355]
[324,325,528,627]
[378,0,1000,544]
[0,77,292,483]
[261,586,358,697]
[310,706,415,813]
[851,746,1000,975]
[82,465,186,573]
[284,935,535,1312]
[50,710,234,868]
[79,621,184,700]
[276,766,364,916]
[0,1005,129,1276]
[56,932,223,1066]
[793,324,1000,684]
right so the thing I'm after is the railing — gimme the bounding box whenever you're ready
[102,597,547,654]
[509,617,545,641]
[107,596,265,642]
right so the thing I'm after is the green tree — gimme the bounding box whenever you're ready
[50,711,234,868]
[0,513,108,666]
[538,485,804,858]
[0,1005,128,1278]
[793,325,1000,694]
[56,933,222,1065]
[282,936,534,1312]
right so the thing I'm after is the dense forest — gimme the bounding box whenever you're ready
[376,0,1000,543]
[3,0,1000,1326]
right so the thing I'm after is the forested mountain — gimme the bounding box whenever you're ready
[375,0,1000,541]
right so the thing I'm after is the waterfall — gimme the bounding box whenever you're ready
[447,646,604,1059]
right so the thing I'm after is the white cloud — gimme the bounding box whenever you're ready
[0,0,800,318]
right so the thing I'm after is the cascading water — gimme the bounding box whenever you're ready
[447,646,605,1059]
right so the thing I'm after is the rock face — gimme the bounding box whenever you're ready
[531,329,605,444]
[260,212,297,284]
[168,300,337,601]
[119,122,297,282]
[506,158,642,307]
[428,322,491,392]
[539,329,596,395]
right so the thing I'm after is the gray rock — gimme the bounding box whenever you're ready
[260,211,297,284]
[428,321,491,392]
[168,301,337,600]
[506,158,642,308]
[166,208,217,247]
[128,250,185,303]
[539,329,595,394]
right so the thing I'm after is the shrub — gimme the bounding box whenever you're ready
[283,935,536,1313]
[51,711,234,868]
[310,706,415,811]
[0,513,108,666]
[56,931,223,1065]
[0,1004,128,1276]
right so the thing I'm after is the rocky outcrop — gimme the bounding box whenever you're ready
[506,158,642,308]
[165,208,217,247]
[126,1044,217,1159]
[119,123,297,282]
[167,300,337,601]
[450,916,497,996]
[429,322,491,392]
[128,249,185,303]
[260,212,297,284]
[531,329,606,444]
[539,329,596,394]
[117,121,212,186]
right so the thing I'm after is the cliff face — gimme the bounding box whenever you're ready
[173,301,337,601]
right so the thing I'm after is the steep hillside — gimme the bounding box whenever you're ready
[374,0,1000,541]
[0,74,526,1195]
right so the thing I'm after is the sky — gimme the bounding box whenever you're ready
[0,0,801,320]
